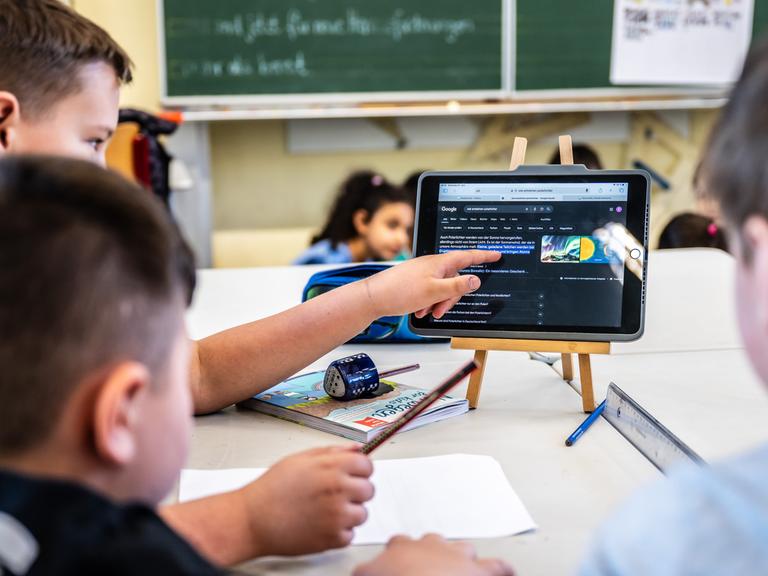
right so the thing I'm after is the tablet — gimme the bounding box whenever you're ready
[409,166,650,342]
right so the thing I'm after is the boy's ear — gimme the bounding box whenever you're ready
[742,215,768,330]
[741,215,768,263]
[91,362,151,467]
[0,91,21,154]
[352,209,370,235]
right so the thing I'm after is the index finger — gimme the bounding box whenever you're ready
[440,250,501,274]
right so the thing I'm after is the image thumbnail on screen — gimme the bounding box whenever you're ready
[540,235,619,265]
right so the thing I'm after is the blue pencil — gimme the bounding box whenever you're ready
[565,399,607,446]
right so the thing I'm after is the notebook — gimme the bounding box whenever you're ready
[237,370,468,442]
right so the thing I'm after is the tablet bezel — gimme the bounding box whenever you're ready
[408,166,650,342]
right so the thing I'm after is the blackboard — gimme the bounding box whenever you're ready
[161,0,505,103]
[515,0,768,93]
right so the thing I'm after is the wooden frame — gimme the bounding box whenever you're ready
[450,135,611,413]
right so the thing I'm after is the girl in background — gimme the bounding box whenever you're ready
[657,212,728,251]
[294,171,414,265]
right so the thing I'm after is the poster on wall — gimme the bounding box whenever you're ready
[610,0,754,85]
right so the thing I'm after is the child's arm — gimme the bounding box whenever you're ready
[353,534,515,576]
[161,446,373,566]
[189,250,501,414]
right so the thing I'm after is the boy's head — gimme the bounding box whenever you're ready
[0,0,132,165]
[700,39,768,383]
[0,156,195,504]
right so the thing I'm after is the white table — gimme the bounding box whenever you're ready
[612,248,740,355]
[586,349,768,462]
[183,248,753,575]
[186,347,655,576]
[558,249,766,464]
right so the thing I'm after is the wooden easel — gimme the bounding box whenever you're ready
[451,135,611,413]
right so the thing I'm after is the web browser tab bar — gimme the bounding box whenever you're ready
[438,182,629,202]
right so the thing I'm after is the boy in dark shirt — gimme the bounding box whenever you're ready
[0,470,218,575]
[0,158,510,576]
[0,156,222,574]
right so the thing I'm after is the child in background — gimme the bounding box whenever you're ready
[294,171,414,265]
[549,143,604,169]
[657,212,728,251]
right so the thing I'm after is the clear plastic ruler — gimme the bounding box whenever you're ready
[604,382,705,474]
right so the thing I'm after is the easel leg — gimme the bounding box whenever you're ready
[577,354,596,413]
[465,349,488,409]
[561,353,574,381]
[509,137,528,170]
[558,135,574,165]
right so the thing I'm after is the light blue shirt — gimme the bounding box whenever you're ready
[293,239,353,265]
[580,444,768,576]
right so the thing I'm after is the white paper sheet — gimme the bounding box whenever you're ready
[179,454,536,545]
[179,467,267,501]
[610,0,754,85]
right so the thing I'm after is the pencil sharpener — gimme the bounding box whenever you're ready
[324,353,380,401]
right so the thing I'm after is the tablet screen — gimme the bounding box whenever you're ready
[411,170,649,341]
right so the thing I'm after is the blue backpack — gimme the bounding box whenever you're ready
[302,264,447,344]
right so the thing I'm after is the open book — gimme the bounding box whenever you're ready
[238,370,469,442]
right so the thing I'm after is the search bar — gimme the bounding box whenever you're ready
[464,205,554,214]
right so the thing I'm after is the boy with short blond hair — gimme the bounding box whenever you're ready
[0,0,129,162]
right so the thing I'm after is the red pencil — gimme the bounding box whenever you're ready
[361,360,479,455]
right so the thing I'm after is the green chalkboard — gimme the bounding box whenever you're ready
[161,0,504,102]
[516,0,768,92]
[516,0,613,91]
[755,0,768,41]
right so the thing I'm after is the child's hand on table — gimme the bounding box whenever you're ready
[239,446,373,556]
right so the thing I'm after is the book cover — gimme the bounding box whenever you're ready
[238,370,469,442]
